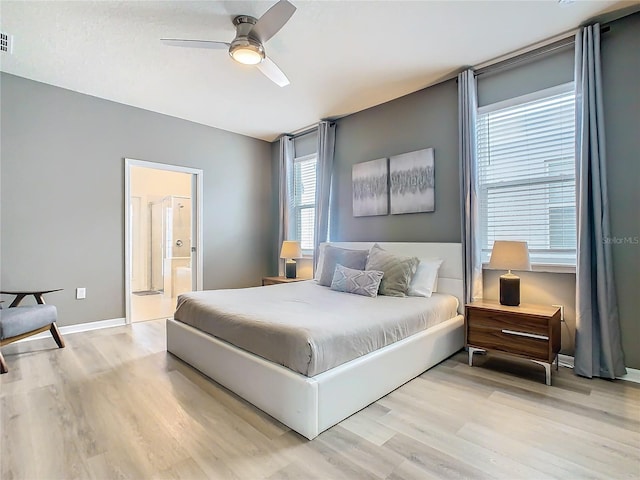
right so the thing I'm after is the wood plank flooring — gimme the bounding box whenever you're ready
[1,319,638,479]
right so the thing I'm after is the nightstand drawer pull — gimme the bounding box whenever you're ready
[501,329,549,341]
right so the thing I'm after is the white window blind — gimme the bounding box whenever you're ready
[291,154,317,252]
[477,84,576,266]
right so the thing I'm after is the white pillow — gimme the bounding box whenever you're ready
[314,244,326,281]
[408,258,443,298]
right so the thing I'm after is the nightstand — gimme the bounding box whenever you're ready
[261,276,307,286]
[465,300,561,385]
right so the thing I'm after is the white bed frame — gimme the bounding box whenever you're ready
[166,242,464,440]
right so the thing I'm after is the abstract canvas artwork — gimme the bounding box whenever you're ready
[389,148,435,214]
[352,158,389,217]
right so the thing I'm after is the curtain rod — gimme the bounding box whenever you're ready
[475,25,610,77]
[291,126,317,139]
[287,119,336,139]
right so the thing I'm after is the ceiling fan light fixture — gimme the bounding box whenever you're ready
[231,47,263,65]
[229,38,265,65]
[162,1,295,85]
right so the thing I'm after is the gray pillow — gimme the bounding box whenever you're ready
[365,244,419,297]
[330,264,384,298]
[318,245,369,287]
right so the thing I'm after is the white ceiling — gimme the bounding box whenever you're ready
[1,1,637,141]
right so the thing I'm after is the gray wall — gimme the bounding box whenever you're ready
[301,12,639,367]
[1,73,274,327]
[294,130,318,158]
[601,12,640,369]
[477,47,575,106]
[330,79,461,243]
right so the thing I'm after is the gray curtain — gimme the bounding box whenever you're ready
[278,135,295,276]
[313,121,336,271]
[574,24,626,379]
[458,69,483,303]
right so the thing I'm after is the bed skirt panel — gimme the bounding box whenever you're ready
[315,315,464,432]
[167,315,463,440]
[167,318,320,439]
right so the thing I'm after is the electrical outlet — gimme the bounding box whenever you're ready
[76,287,86,300]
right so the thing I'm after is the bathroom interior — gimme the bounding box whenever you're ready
[130,166,193,322]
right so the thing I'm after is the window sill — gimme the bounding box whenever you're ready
[482,263,576,274]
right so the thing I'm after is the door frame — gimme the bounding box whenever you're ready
[124,158,204,325]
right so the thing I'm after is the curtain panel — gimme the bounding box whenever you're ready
[278,135,295,276]
[458,69,483,303]
[574,24,626,379]
[314,121,336,272]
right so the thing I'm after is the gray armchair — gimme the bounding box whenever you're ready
[0,304,65,373]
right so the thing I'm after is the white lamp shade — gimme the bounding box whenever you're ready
[489,241,531,271]
[280,241,302,259]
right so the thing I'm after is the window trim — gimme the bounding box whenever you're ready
[477,82,577,269]
[478,82,575,115]
[482,262,576,274]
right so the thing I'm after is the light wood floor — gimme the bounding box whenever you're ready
[131,292,176,323]
[1,320,639,479]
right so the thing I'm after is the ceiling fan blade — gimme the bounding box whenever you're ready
[161,39,230,50]
[257,56,290,87]
[250,0,296,43]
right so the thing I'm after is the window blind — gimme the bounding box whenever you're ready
[292,154,317,252]
[477,84,576,266]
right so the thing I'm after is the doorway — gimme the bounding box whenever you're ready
[125,159,203,324]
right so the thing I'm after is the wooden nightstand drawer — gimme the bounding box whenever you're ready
[467,323,549,361]
[465,300,561,385]
[467,309,549,337]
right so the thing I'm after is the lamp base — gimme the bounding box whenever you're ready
[500,274,520,306]
[285,261,297,279]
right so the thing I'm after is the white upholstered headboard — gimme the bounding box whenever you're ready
[319,242,464,314]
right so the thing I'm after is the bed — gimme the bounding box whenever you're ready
[166,242,464,440]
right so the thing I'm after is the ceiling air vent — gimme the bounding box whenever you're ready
[1,32,13,54]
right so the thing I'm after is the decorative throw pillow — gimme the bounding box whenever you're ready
[317,245,369,287]
[365,244,419,297]
[330,264,384,298]
[408,258,443,298]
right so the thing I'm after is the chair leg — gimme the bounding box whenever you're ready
[0,350,8,374]
[50,323,65,349]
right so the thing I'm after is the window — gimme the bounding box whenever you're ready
[477,83,576,266]
[291,153,317,253]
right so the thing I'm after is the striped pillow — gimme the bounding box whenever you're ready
[365,244,419,297]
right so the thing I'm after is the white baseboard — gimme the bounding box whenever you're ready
[15,317,126,343]
[619,368,640,384]
[14,320,640,384]
[558,354,575,369]
[557,354,639,384]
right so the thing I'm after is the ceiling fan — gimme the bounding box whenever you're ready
[161,0,296,87]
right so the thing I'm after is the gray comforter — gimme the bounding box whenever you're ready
[174,281,458,377]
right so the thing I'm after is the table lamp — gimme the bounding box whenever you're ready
[280,241,302,279]
[489,240,531,306]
